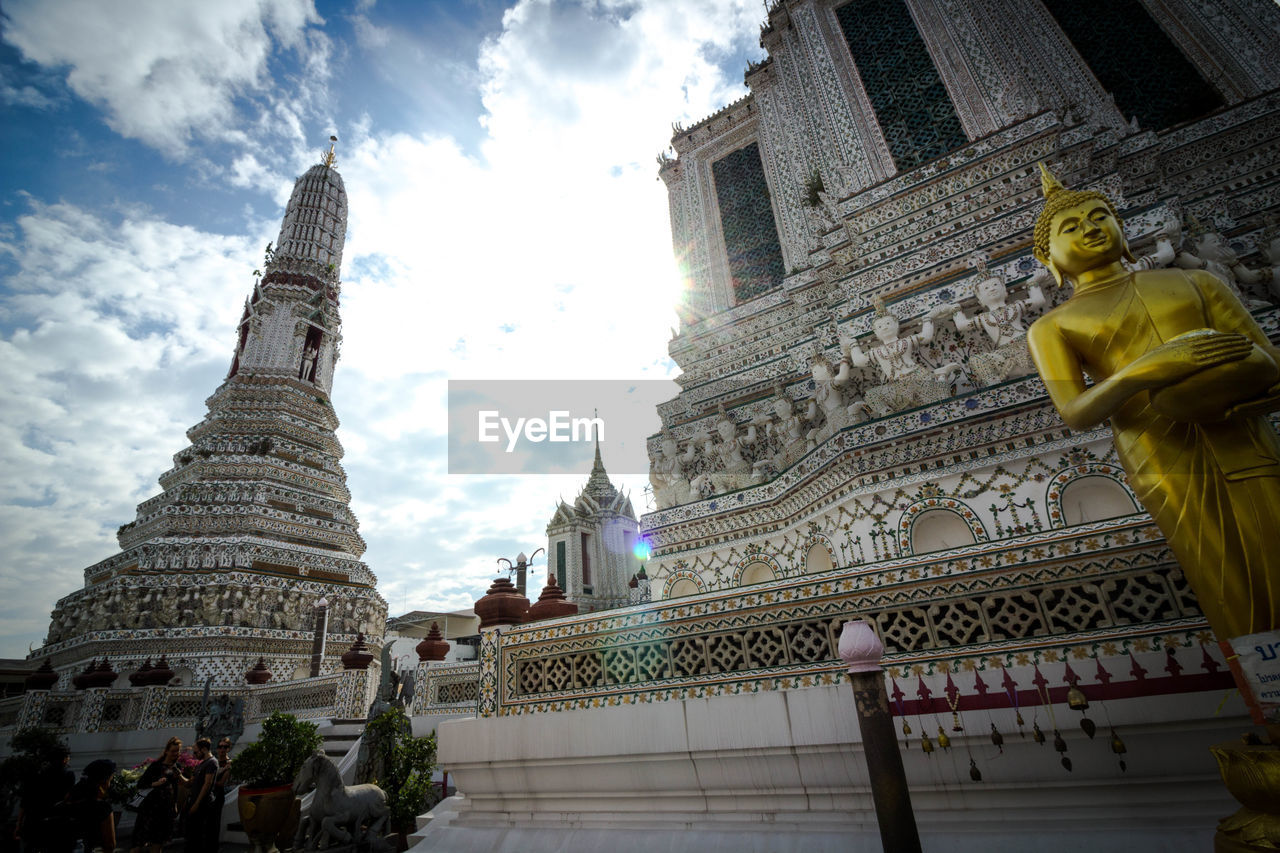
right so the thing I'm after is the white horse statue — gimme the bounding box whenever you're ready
[293,750,390,850]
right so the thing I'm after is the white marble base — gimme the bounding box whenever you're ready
[416,684,1247,852]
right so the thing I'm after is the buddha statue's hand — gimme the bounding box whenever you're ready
[1129,329,1253,389]
[1225,382,1280,419]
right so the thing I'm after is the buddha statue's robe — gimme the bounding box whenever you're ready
[1029,267,1280,639]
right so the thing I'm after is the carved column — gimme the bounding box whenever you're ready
[838,619,922,853]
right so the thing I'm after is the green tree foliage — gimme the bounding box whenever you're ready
[0,728,69,825]
[229,712,322,788]
[362,707,438,832]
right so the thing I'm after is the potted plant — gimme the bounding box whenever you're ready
[231,712,322,853]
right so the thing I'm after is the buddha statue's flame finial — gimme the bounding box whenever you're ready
[872,296,890,318]
[323,135,338,168]
[1039,161,1066,200]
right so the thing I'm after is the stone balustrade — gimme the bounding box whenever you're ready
[412,661,480,716]
[472,514,1210,718]
[0,669,369,736]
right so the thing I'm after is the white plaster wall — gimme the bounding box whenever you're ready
[424,684,1244,853]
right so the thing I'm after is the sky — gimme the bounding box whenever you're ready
[0,0,767,657]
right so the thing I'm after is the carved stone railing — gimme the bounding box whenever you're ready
[480,515,1208,717]
[413,661,480,716]
[1,670,368,735]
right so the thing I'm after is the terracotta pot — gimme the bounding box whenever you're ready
[237,784,299,853]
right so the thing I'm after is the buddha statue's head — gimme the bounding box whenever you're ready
[1032,163,1134,286]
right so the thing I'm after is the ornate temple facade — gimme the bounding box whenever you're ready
[644,0,1280,602]
[423,2,1280,851]
[34,150,387,689]
[545,444,642,612]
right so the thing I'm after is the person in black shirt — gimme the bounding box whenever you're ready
[129,738,187,853]
[184,739,217,853]
[49,759,116,853]
[209,739,233,852]
[15,745,75,853]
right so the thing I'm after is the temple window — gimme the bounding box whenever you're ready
[834,0,968,171]
[711,141,785,305]
[1042,0,1222,130]
[556,540,566,590]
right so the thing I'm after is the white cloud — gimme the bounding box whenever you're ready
[0,0,765,655]
[2,0,325,159]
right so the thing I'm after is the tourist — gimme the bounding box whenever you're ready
[183,739,218,853]
[14,743,75,852]
[129,737,187,853]
[49,759,116,853]
[209,739,233,851]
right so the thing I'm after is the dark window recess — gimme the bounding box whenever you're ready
[711,142,785,305]
[556,540,566,591]
[835,0,967,171]
[1043,0,1222,130]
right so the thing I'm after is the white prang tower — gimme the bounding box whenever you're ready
[38,140,387,689]
[546,442,642,612]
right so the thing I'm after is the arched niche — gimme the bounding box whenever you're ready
[291,663,312,681]
[910,509,978,554]
[805,543,834,574]
[738,560,776,586]
[666,578,701,599]
[1060,475,1137,525]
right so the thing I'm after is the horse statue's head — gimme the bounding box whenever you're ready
[292,749,332,796]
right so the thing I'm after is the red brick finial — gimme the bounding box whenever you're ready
[415,622,450,662]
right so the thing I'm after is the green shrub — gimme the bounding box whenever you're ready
[229,712,322,789]
[363,708,438,832]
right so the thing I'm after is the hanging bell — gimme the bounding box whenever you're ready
[1061,756,1073,772]
[1066,684,1089,711]
[1109,728,1127,755]
[902,720,912,736]
[937,725,951,750]
[969,758,982,782]
[1079,716,1096,739]
[1110,727,1127,771]
[921,733,935,754]
[990,723,1004,751]
[1015,710,1025,727]
[1052,729,1068,754]
[1032,722,1046,744]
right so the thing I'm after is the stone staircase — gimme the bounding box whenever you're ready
[320,717,366,769]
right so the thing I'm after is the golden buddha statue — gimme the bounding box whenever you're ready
[1027,163,1280,641]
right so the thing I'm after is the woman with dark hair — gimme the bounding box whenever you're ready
[129,738,188,853]
[14,743,74,852]
[48,759,116,853]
